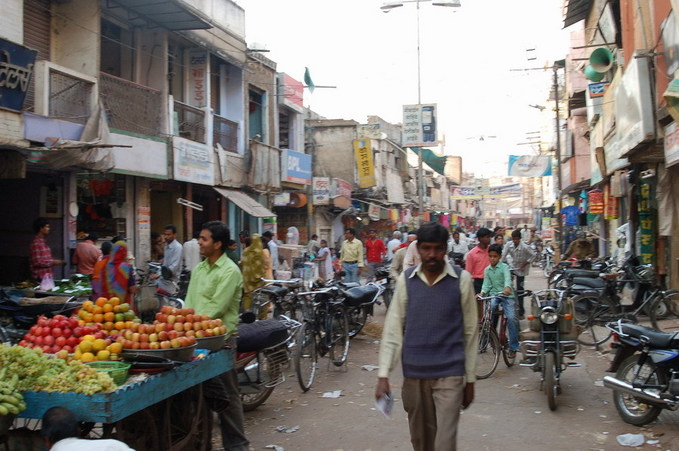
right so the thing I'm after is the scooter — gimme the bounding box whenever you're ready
[235,314,300,411]
[603,320,679,425]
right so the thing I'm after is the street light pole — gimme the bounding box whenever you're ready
[381,0,461,222]
[415,0,425,218]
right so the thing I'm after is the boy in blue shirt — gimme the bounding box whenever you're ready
[478,243,519,358]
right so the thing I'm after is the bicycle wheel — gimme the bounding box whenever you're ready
[573,294,618,347]
[328,306,350,367]
[241,352,279,411]
[294,322,318,392]
[649,289,679,333]
[475,324,500,379]
[347,305,369,338]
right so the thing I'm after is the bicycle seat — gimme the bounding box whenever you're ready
[260,285,289,298]
[571,277,606,289]
[620,323,679,348]
[344,285,379,306]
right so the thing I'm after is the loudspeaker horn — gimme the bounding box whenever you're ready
[589,48,614,73]
[584,64,606,82]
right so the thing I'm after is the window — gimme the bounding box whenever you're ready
[100,19,135,80]
[249,89,264,139]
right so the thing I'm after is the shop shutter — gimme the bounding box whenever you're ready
[23,0,51,112]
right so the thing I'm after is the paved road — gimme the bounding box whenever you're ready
[227,271,679,450]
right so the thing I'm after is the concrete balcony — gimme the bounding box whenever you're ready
[100,72,163,137]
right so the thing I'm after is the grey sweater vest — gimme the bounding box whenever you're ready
[402,267,465,379]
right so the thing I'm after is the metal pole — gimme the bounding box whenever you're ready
[553,63,563,254]
[416,0,425,218]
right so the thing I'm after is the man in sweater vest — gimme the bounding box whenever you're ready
[376,222,479,451]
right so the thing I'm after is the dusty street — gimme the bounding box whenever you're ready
[229,272,679,451]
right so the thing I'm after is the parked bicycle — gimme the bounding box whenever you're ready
[292,285,351,391]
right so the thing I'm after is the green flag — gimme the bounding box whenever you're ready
[411,147,447,176]
[304,67,315,93]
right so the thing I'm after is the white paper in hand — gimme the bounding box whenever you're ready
[374,392,393,419]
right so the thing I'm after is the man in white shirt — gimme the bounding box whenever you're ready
[158,224,182,294]
[182,231,201,272]
[262,231,279,275]
[42,406,134,450]
[448,230,468,256]
[386,230,402,262]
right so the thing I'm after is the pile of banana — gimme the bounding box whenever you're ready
[0,369,26,416]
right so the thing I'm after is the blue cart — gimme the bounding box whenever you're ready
[16,349,233,450]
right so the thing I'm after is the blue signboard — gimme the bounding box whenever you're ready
[0,38,37,112]
[282,149,312,185]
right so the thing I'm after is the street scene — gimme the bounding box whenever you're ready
[2,0,679,450]
[241,273,679,451]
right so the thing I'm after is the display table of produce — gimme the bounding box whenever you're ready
[18,348,233,423]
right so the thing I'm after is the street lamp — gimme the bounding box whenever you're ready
[381,0,461,220]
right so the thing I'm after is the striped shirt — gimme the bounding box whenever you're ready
[501,241,536,277]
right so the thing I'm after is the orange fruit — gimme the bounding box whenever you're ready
[124,321,134,329]
[93,313,104,323]
[104,312,115,323]
[78,309,88,319]
[109,297,121,306]
[83,312,94,323]
[103,303,113,313]
[95,297,108,307]
[108,342,123,354]
[82,300,94,311]
[103,322,114,331]
[92,305,103,315]
[114,321,125,331]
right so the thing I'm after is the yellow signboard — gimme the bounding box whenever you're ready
[353,139,376,188]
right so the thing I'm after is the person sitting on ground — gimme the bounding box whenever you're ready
[478,243,520,359]
[41,406,134,450]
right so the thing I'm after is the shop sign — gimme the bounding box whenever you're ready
[188,50,207,108]
[664,122,679,168]
[0,37,37,112]
[615,53,654,154]
[312,177,330,205]
[332,178,352,199]
[603,134,629,176]
[588,82,610,98]
[137,206,150,231]
[353,139,376,188]
[173,137,214,186]
[273,193,290,206]
[662,11,679,77]
[281,149,312,185]
[638,181,655,265]
[507,155,552,177]
[279,73,303,110]
[486,183,521,199]
[402,104,438,147]
[368,203,380,221]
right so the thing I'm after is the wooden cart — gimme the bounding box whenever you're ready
[14,349,234,450]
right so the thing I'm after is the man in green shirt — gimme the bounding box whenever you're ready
[184,220,248,450]
[479,243,519,358]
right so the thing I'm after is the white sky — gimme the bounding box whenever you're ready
[236,0,570,177]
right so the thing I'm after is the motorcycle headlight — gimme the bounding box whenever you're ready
[540,307,558,325]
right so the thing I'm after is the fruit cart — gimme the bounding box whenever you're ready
[13,348,233,450]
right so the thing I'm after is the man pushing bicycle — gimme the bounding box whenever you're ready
[478,243,520,359]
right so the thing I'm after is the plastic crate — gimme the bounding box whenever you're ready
[85,361,131,386]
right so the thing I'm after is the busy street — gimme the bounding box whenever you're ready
[239,272,679,451]
[3,0,679,449]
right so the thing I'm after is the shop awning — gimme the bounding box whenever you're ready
[214,188,276,218]
[112,0,212,31]
[563,0,592,28]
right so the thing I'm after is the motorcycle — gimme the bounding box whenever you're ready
[520,289,579,410]
[374,265,393,308]
[236,315,301,411]
[136,262,184,323]
[539,243,555,277]
[603,320,679,425]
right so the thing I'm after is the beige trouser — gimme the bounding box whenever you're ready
[401,376,465,451]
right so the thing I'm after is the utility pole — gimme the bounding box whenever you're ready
[553,60,565,255]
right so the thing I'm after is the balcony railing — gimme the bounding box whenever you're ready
[174,101,206,143]
[100,72,162,136]
[213,115,238,152]
[49,70,94,125]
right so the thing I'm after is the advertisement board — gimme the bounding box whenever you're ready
[173,137,214,186]
[507,155,552,177]
[402,104,438,147]
[353,139,376,188]
[281,149,312,185]
[312,177,330,205]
